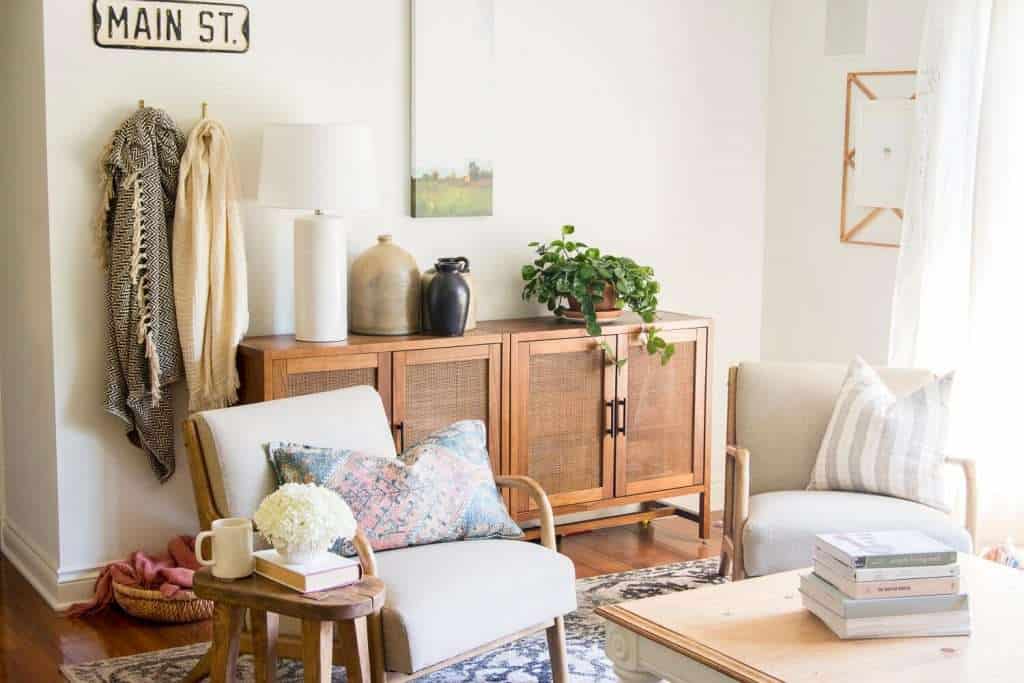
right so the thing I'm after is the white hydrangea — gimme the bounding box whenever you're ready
[253,483,357,556]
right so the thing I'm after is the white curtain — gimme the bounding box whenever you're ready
[890,0,1023,547]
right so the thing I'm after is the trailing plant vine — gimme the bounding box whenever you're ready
[521,225,674,365]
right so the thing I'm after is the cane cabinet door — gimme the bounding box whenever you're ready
[512,336,617,513]
[391,345,502,472]
[614,327,708,497]
[271,353,392,422]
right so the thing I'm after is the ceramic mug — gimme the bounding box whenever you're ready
[195,517,254,580]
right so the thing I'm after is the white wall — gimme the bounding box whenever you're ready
[0,0,62,595]
[22,0,768,604]
[761,0,927,364]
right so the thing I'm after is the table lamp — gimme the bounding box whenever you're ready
[258,123,377,342]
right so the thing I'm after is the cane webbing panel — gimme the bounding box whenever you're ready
[527,348,605,495]
[403,358,489,449]
[286,368,377,398]
[625,341,696,483]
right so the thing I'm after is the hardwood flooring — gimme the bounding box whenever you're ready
[0,516,721,682]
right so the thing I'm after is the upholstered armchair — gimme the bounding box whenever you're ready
[720,362,977,581]
[183,386,575,682]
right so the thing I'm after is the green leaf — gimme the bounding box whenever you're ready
[528,241,540,247]
[561,224,576,235]
[521,265,537,280]
[585,247,600,259]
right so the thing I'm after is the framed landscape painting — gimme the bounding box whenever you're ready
[411,0,494,218]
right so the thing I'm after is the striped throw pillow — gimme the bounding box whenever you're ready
[807,358,954,512]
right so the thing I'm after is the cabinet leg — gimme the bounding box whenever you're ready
[699,491,712,541]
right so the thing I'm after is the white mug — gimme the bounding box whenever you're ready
[196,517,254,580]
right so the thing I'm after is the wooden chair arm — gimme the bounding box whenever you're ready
[495,475,557,552]
[352,528,379,577]
[725,445,751,537]
[944,456,978,550]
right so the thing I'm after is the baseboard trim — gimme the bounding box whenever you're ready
[1,519,60,609]
[0,520,104,610]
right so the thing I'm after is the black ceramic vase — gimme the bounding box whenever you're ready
[426,261,470,336]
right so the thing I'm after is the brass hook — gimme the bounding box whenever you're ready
[201,101,208,119]
[138,99,145,110]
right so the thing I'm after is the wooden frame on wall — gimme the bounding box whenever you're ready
[840,70,916,248]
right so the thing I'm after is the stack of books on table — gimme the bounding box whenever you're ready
[253,550,362,593]
[800,530,970,639]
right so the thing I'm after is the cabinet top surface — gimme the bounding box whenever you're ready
[240,311,710,353]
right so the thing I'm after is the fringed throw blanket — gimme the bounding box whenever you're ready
[96,107,185,482]
[173,118,249,411]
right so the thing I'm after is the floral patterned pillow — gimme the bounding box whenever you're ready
[265,420,522,556]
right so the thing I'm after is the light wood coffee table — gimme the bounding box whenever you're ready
[596,554,1023,682]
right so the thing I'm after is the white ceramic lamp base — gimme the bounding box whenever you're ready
[293,213,347,342]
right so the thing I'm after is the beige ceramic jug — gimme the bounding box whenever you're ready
[349,235,421,335]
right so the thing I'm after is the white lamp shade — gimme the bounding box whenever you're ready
[258,123,378,211]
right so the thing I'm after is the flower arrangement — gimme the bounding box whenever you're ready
[253,483,357,565]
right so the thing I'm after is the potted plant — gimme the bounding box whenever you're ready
[521,225,674,365]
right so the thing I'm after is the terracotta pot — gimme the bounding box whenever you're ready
[349,235,421,335]
[565,283,622,322]
[567,283,621,313]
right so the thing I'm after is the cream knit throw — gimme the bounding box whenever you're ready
[172,119,249,411]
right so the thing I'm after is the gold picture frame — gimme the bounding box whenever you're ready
[840,70,917,248]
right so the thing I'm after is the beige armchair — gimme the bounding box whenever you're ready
[184,386,574,682]
[720,362,977,581]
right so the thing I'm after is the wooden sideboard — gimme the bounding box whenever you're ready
[237,311,712,539]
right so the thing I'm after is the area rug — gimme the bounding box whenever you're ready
[61,557,723,682]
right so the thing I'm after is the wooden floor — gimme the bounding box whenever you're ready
[0,516,721,682]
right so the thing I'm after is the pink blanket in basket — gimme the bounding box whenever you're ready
[67,535,200,617]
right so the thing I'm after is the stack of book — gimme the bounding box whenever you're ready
[800,530,970,639]
[253,549,362,593]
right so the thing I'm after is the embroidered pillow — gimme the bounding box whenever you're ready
[265,420,522,556]
[807,357,955,512]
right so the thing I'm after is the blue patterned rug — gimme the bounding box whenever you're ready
[61,558,724,682]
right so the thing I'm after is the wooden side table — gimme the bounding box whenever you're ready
[184,568,386,683]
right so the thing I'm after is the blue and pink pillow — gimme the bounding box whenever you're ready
[265,420,522,556]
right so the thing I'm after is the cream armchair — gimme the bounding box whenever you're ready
[184,386,575,682]
[720,362,977,581]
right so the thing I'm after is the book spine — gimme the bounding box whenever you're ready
[852,576,960,599]
[862,552,958,569]
[853,562,960,581]
[814,546,960,581]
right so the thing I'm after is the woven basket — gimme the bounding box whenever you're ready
[112,582,214,623]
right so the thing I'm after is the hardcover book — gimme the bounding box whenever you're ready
[816,531,957,569]
[801,592,971,639]
[813,560,961,599]
[814,545,960,581]
[253,550,362,593]
[801,572,969,619]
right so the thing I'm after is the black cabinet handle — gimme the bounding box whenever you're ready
[605,400,616,436]
[394,422,405,450]
[617,398,627,436]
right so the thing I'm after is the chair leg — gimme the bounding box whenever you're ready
[718,546,731,579]
[546,616,569,683]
